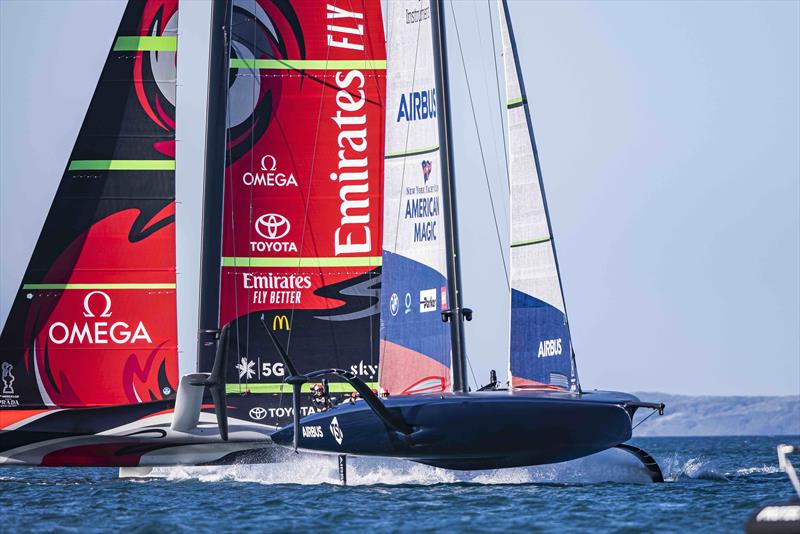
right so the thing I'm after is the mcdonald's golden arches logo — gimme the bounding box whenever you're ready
[272,315,291,331]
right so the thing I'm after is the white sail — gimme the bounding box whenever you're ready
[378,0,452,395]
[498,0,576,390]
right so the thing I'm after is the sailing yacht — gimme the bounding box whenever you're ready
[270,0,665,480]
[1,0,664,479]
[0,0,278,467]
[1,0,387,468]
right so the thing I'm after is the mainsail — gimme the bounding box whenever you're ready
[0,0,179,410]
[378,0,453,395]
[216,0,387,424]
[498,0,577,390]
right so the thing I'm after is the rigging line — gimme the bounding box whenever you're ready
[236,66,384,107]
[449,1,509,289]
[465,351,478,392]
[286,0,339,358]
[226,143,242,383]
[475,3,510,284]
[486,0,510,191]
[379,2,426,368]
[321,0,372,375]
[473,0,507,202]
[361,0,387,375]
[225,5,242,384]
[632,408,658,431]
[244,5,258,371]
[266,118,306,403]
[290,0,374,377]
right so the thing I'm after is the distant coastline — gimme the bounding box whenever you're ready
[631,392,800,437]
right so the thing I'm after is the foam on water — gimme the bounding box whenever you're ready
[144,447,784,487]
[148,447,656,486]
[151,454,456,486]
[734,465,781,475]
[660,454,731,482]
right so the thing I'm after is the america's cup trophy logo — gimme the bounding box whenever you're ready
[1,362,14,394]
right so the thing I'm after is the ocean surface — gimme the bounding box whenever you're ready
[1,435,798,533]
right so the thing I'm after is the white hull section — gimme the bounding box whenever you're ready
[0,412,279,467]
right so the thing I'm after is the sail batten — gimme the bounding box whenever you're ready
[114,36,177,52]
[67,160,176,171]
[230,58,387,70]
[22,284,176,290]
[385,146,439,159]
[221,256,382,268]
[511,236,551,248]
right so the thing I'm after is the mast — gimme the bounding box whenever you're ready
[196,0,232,372]
[499,0,579,389]
[430,0,469,393]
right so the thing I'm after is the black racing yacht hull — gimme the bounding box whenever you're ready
[0,400,277,467]
[272,390,643,470]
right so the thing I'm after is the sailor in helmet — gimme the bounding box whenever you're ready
[311,383,331,412]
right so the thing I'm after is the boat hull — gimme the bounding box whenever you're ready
[0,400,278,467]
[272,390,637,470]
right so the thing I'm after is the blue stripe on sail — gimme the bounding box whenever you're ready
[380,251,451,367]
[510,289,572,385]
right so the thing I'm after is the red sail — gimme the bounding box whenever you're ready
[0,0,179,410]
[217,1,386,421]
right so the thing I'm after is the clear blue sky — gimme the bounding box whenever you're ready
[1,0,798,396]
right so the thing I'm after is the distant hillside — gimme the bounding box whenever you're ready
[630,392,800,437]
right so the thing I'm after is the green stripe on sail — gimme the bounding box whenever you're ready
[113,36,177,52]
[230,59,386,70]
[506,97,526,108]
[385,146,439,159]
[222,256,382,268]
[510,236,551,248]
[68,160,175,171]
[22,283,176,290]
[226,382,378,394]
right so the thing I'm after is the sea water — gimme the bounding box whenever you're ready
[1,436,798,533]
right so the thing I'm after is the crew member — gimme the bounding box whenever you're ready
[311,383,330,412]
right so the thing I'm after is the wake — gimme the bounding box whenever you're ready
[148,447,657,486]
[144,450,782,486]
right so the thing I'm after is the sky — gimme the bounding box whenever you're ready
[1,0,798,396]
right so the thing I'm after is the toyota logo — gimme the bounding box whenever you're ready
[249,407,267,420]
[255,213,290,240]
